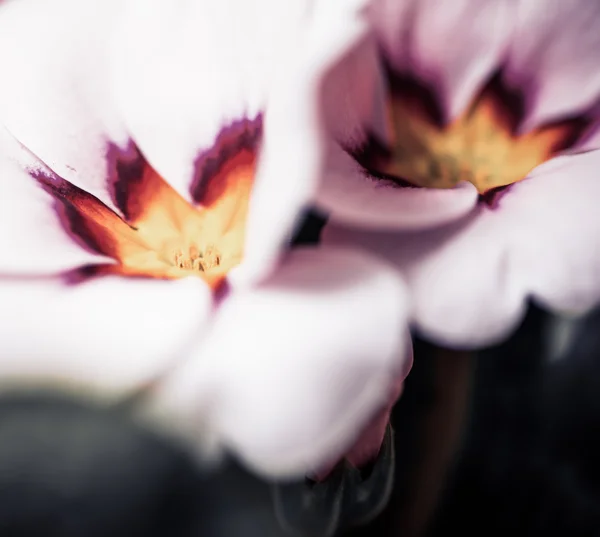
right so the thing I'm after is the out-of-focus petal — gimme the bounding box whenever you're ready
[318,147,479,231]
[264,0,481,231]
[0,126,108,275]
[236,0,379,282]
[323,215,528,347]
[505,0,600,131]
[370,0,513,120]
[323,151,600,347]
[148,246,411,477]
[0,0,128,210]
[514,151,600,313]
[0,276,212,400]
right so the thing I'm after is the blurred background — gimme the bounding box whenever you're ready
[1,301,600,537]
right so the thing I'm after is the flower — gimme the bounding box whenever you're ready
[278,0,600,347]
[0,0,412,477]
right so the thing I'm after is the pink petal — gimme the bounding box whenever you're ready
[0,126,107,275]
[0,0,128,210]
[323,216,528,347]
[148,246,411,477]
[0,276,212,399]
[370,0,513,120]
[324,150,600,347]
[318,146,480,231]
[505,0,600,130]
[514,151,600,313]
[247,0,479,235]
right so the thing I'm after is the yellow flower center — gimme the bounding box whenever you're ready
[357,75,587,194]
[46,142,256,289]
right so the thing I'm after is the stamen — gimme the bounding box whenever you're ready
[172,245,223,273]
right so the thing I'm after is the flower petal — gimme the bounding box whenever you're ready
[323,216,528,347]
[318,146,480,231]
[0,126,108,275]
[0,276,212,399]
[370,0,513,120]
[109,0,311,201]
[505,0,600,130]
[264,0,480,231]
[148,246,411,477]
[0,0,128,209]
[514,151,600,313]
[324,150,600,348]
[234,0,382,282]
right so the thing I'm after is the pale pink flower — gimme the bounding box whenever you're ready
[279,0,600,346]
[0,0,412,477]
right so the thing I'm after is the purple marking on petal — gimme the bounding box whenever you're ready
[190,115,263,204]
[27,168,107,257]
[479,185,510,209]
[351,65,591,194]
[106,142,147,221]
[62,264,114,285]
[30,167,131,261]
[54,201,108,256]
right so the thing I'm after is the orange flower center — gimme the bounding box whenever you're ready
[46,144,256,289]
[357,75,587,194]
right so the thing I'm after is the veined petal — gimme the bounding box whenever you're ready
[147,246,411,477]
[0,126,108,275]
[505,0,600,131]
[323,150,600,348]
[0,276,212,400]
[0,0,129,210]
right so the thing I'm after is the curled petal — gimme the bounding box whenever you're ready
[147,246,411,477]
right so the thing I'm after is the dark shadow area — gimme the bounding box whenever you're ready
[427,305,600,537]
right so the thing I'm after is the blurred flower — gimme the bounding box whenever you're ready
[279,0,600,346]
[0,0,412,477]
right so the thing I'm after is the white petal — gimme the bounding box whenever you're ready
[0,0,129,210]
[0,276,212,400]
[149,246,411,477]
[109,0,312,201]
[0,126,107,275]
